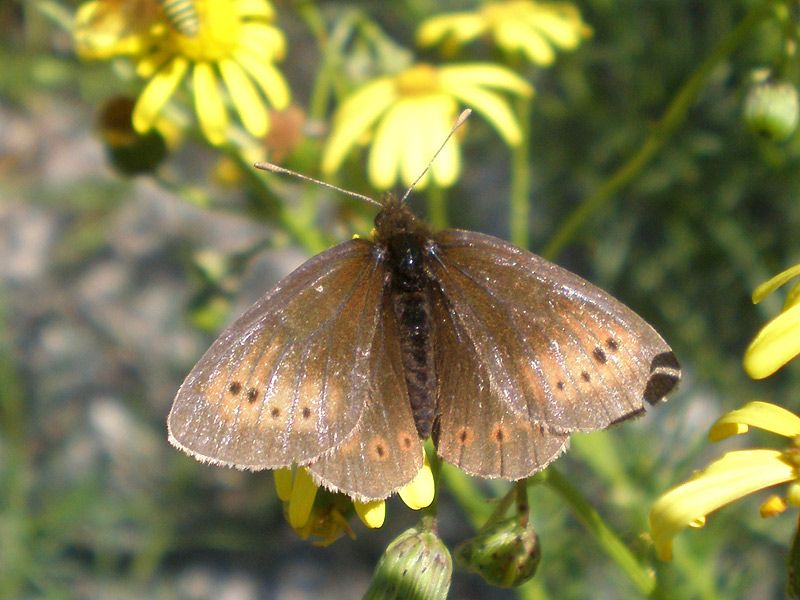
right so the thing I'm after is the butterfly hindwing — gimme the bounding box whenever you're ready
[429,229,680,434]
[306,293,423,501]
[431,286,571,479]
[168,238,385,470]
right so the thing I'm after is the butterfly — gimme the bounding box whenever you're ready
[168,114,680,502]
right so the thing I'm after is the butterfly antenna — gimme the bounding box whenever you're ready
[254,162,383,209]
[400,108,472,204]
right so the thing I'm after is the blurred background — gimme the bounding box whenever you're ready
[2,1,800,598]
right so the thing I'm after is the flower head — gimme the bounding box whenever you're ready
[649,401,800,560]
[274,451,436,544]
[744,263,800,379]
[322,63,532,190]
[417,1,591,67]
[74,0,290,146]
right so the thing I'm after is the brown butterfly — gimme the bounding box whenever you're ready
[168,114,680,502]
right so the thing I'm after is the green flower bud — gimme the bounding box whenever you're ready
[455,516,541,588]
[363,520,452,600]
[744,81,799,141]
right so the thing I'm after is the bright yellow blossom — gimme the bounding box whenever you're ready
[74,0,289,146]
[417,1,591,66]
[322,63,532,190]
[649,401,800,561]
[273,451,436,543]
[744,263,800,379]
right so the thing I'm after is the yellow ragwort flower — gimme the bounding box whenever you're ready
[133,0,289,145]
[744,263,800,379]
[74,0,289,145]
[274,451,436,544]
[649,401,800,560]
[322,63,532,190]
[417,1,591,66]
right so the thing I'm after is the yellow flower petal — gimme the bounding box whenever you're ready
[743,302,800,379]
[427,97,460,188]
[399,98,439,188]
[786,281,800,310]
[288,468,318,529]
[273,468,294,501]
[527,9,587,49]
[132,57,189,133]
[368,101,408,189]
[234,51,290,109]
[398,452,435,510]
[355,500,386,528]
[752,263,800,304]
[322,80,395,175]
[416,13,486,46]
[497,20,555,65]
[193,62,228,145]
[239,23,286,61]
[219,58,268,137]
[136,49,172,79]
[709,401,800,441]
[445,84,523,146]
[649,449,796,560]
[440,64,533,96]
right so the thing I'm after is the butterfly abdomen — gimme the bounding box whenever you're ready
[385,227,437,439]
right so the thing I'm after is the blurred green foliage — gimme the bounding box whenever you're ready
[3,1,800,599]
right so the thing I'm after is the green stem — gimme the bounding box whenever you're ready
[439,466,492,530]
[541,0,776,260]
[299,4,361,121]
[423,444,443,519]
[544,468,655,596]
[510,96,533,249]
[426,185,448,229]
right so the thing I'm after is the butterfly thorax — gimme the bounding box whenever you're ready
[374,198,438,440]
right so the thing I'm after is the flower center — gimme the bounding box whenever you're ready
[173,0,241,62]
[394,64,440,97]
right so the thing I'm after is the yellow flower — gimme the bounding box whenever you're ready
[649,401,800,560]
[134,0,289,145]
[75,0,290,145]
[417,1,592,66]
[322,63,532,190]
[274,451,436,544]
[744,263,800,379]
[73,0,160,59]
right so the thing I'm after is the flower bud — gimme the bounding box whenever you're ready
[363,520,452,600]
[455,516,541,588]
[744,80,799,141]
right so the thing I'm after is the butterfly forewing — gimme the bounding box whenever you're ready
[306,294,423,501]
[429,230,680,434]
[431,286,571,479]
[168,239,385,470]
